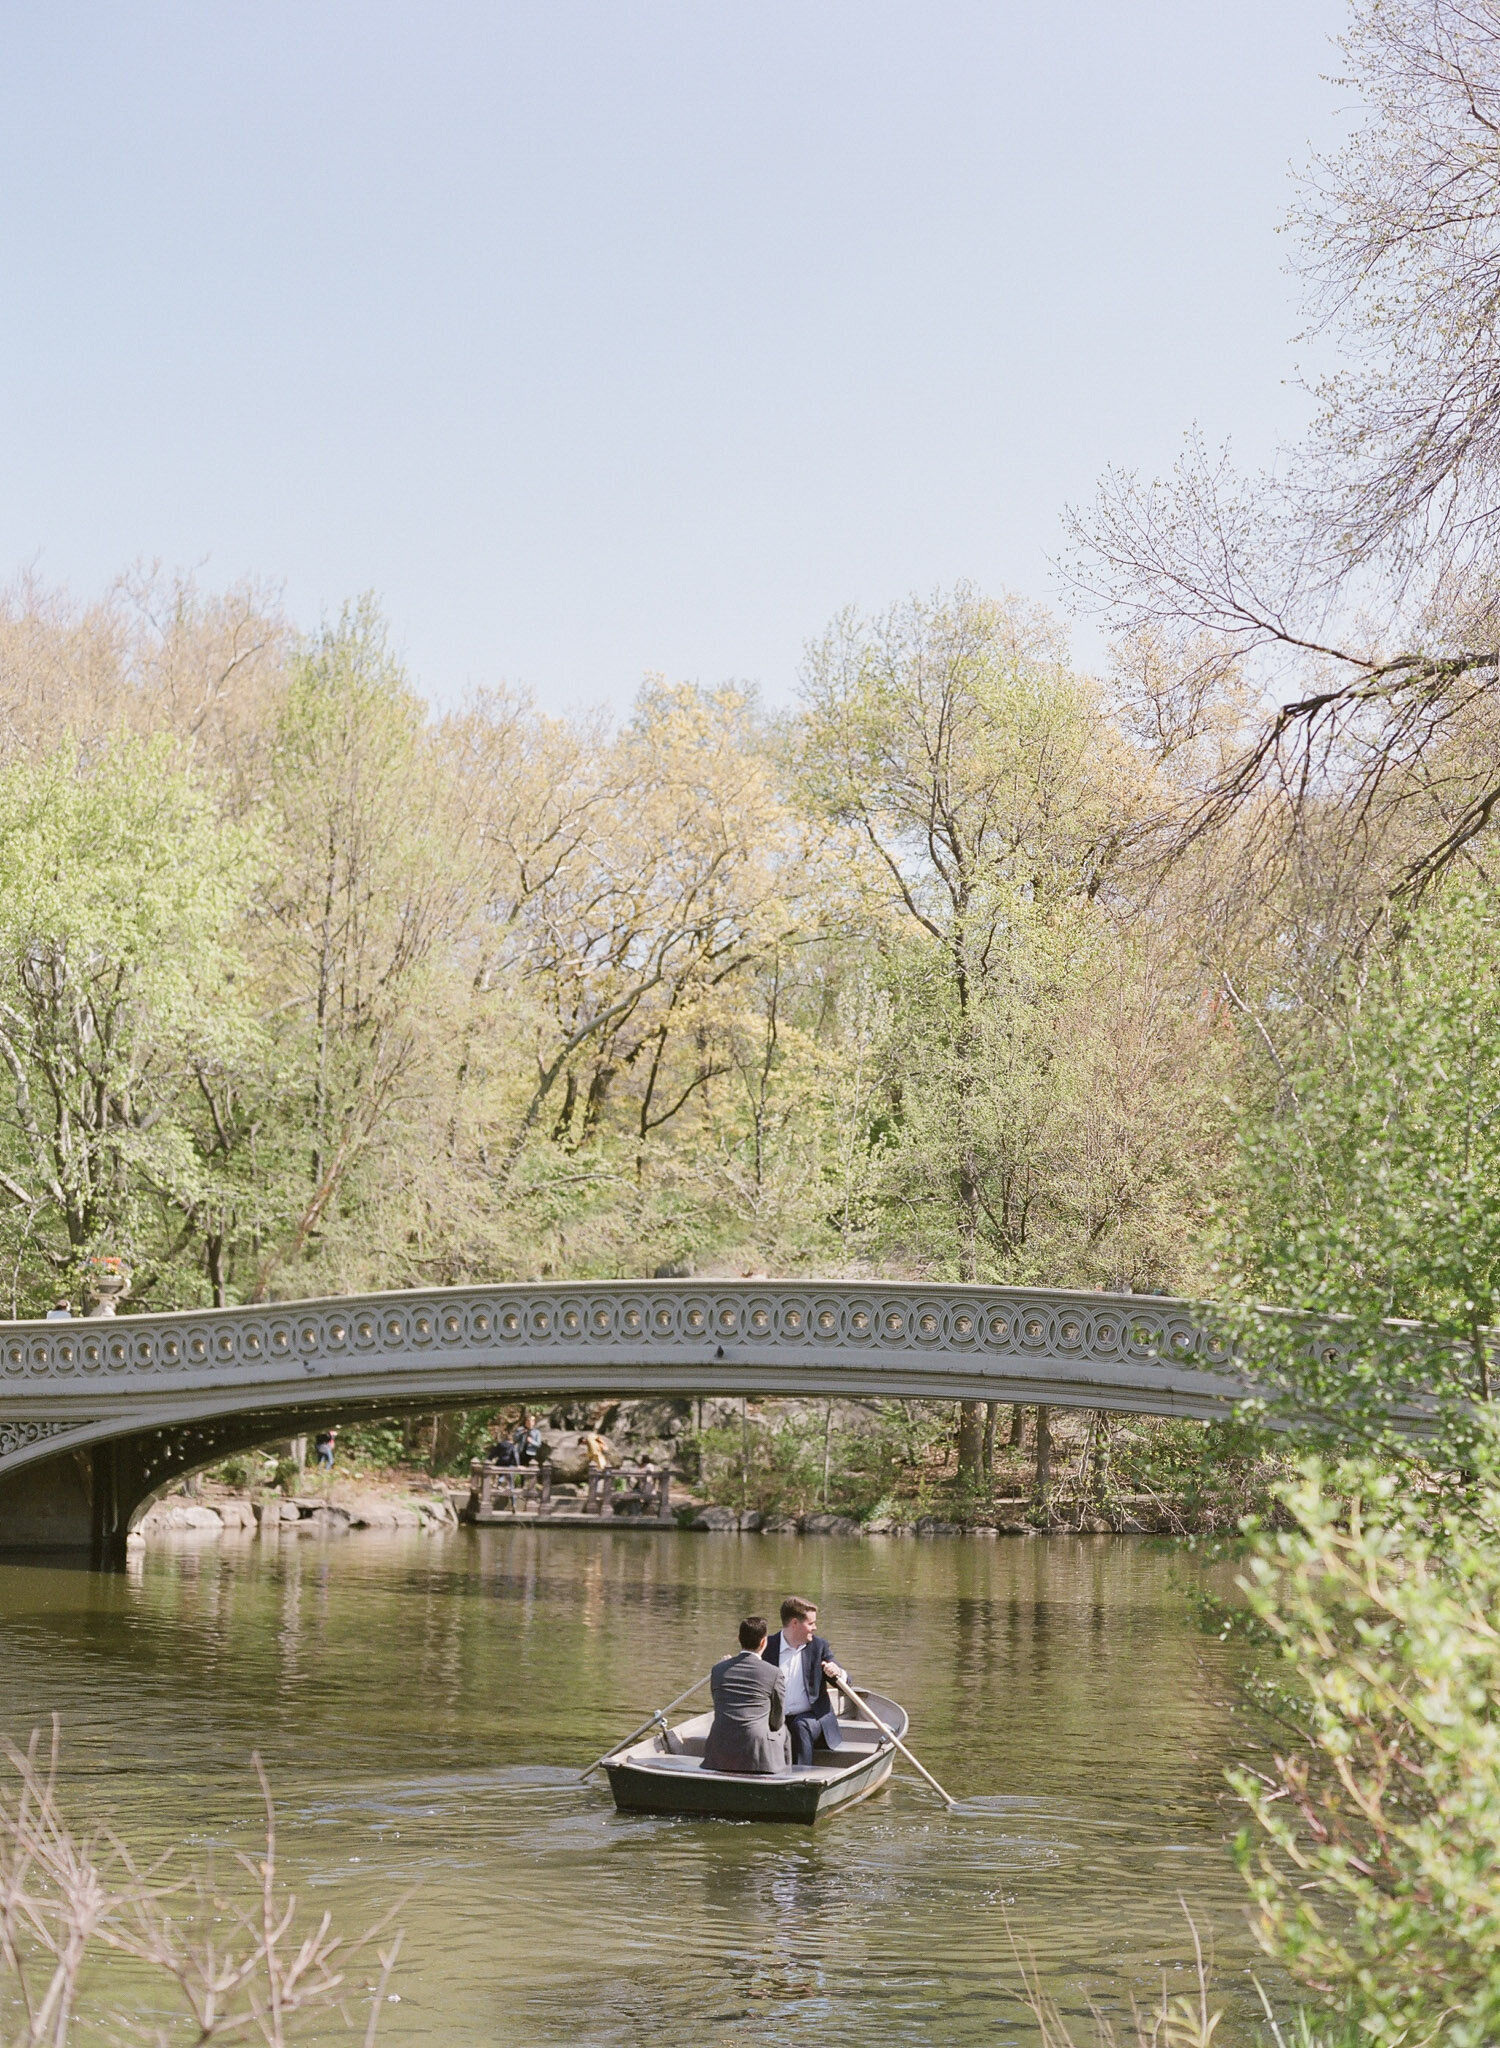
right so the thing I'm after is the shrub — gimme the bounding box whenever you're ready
[1108,1415,1287,1524]
[686,1401,952,1521]
[1233,1430,1500,2045]
[335,1422,406,1468]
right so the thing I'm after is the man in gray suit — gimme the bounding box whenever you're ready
[702,1616,788,1774]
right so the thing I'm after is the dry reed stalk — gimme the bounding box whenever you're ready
[1006,1902,1222,2048]
[0,1720,402,2047]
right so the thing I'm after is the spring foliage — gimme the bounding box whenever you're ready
[1223,888,1500,1449]
[0,575,1235,1314]
[1235,1436,1500,2047]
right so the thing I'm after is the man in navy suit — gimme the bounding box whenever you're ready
[762,1596,846,1767]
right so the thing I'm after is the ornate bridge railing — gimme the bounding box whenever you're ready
[0,1278,1246,1496]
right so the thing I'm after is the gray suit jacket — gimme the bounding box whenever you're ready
[702,1650,787,1774]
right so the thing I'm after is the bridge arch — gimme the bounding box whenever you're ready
[0,1279,1248,1560]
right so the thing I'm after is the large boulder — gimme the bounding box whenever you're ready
[345,1499,400,1529]
[216,1499,256,1530]
[690,1505,741,1532]
[594,1397,693,1444]
[542,1431,621,1482]
[136,1502,223,1534]
[302,1505,352,1535]
[801,1512,861,1538]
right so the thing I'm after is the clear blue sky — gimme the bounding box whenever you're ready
[0,2,1345,714]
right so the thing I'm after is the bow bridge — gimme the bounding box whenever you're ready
[0,1279,1247,1561]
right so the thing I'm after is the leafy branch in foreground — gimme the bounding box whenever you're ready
[1233,1434,1500,2047]
[0,1723,400,2046]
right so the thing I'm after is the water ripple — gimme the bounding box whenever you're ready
[0,1534,1279,2045]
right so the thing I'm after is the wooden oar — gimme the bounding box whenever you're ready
[833,1674,956,1809]
[578,1670,713,1780]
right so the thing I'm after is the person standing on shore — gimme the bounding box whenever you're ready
[763,1597,846,1766]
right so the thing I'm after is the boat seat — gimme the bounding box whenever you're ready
[662,1727,686,1754]
[638,1755,807,1779]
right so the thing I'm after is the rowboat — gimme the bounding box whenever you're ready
[602,1690,910,1822]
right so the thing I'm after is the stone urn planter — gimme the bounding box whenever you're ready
[83,1256,131,1315]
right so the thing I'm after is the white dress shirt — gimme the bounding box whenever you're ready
[776,1630,815,1716]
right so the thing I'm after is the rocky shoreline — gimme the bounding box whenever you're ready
[130,1481,463,1543]
[685,1496,1231,1536]
[130,1476,1230,1543]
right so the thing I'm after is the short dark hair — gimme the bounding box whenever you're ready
[780,1596,816,1625]
[739,1615,769,1649]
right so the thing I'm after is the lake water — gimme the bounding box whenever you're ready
[0,1526,1275,2045]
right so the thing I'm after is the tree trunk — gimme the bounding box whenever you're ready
[981,1401,997,1479]
[206,1232,227,1308]
[1087,1410,1113,1499]
[956,1401,985,1485]
[1008,1403,1027,1448]
[1034,1406,1052,1506]
[953,949,986,1488]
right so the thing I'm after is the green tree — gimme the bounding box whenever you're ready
[0,737,258,1308]
[796,585,1179,1478]
[250,601,466,1298]
[1226,886,1500,1444]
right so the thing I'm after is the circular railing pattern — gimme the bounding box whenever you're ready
[0,1420,89,1459]
[0,1285,1240,1385]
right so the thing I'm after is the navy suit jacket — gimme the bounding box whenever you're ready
[762,1630,843,1749]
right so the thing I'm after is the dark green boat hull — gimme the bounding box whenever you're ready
[603,1691,907,1823]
